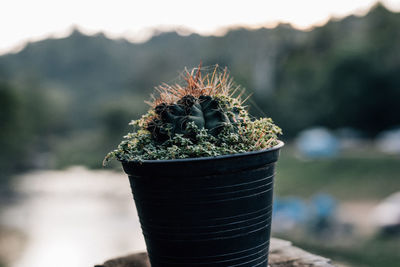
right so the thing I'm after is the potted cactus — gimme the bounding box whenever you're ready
[104,65,283,267]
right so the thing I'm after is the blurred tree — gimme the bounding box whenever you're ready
[324,54,400,135]
[0,82,30,181]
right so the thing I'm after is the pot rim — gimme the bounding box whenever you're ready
[122,140,284,164]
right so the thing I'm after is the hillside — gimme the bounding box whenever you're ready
[0,3,399,171]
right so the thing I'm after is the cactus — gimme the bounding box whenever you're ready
[104,64,281,163]
[147,95,239,143]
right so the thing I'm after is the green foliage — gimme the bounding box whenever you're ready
[263,4,400,137]
[0,82,32,180]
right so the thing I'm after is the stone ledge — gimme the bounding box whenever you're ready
[95,238,335,267]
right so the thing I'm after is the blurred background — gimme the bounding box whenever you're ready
[1,1,400,267]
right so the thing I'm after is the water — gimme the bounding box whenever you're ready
[0,166,146,267]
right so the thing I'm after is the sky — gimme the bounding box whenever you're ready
[1,0,400,55]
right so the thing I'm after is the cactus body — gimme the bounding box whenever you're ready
[147,95,238,143]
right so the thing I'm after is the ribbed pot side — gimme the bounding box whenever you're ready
[122,141,284,267]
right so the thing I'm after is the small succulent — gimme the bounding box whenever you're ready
[104,64,281,164]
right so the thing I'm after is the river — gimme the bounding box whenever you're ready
[0,166,146,267]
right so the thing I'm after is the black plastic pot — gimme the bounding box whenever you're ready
[122,141,284,267]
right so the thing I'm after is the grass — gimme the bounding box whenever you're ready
[274,145,400,200]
